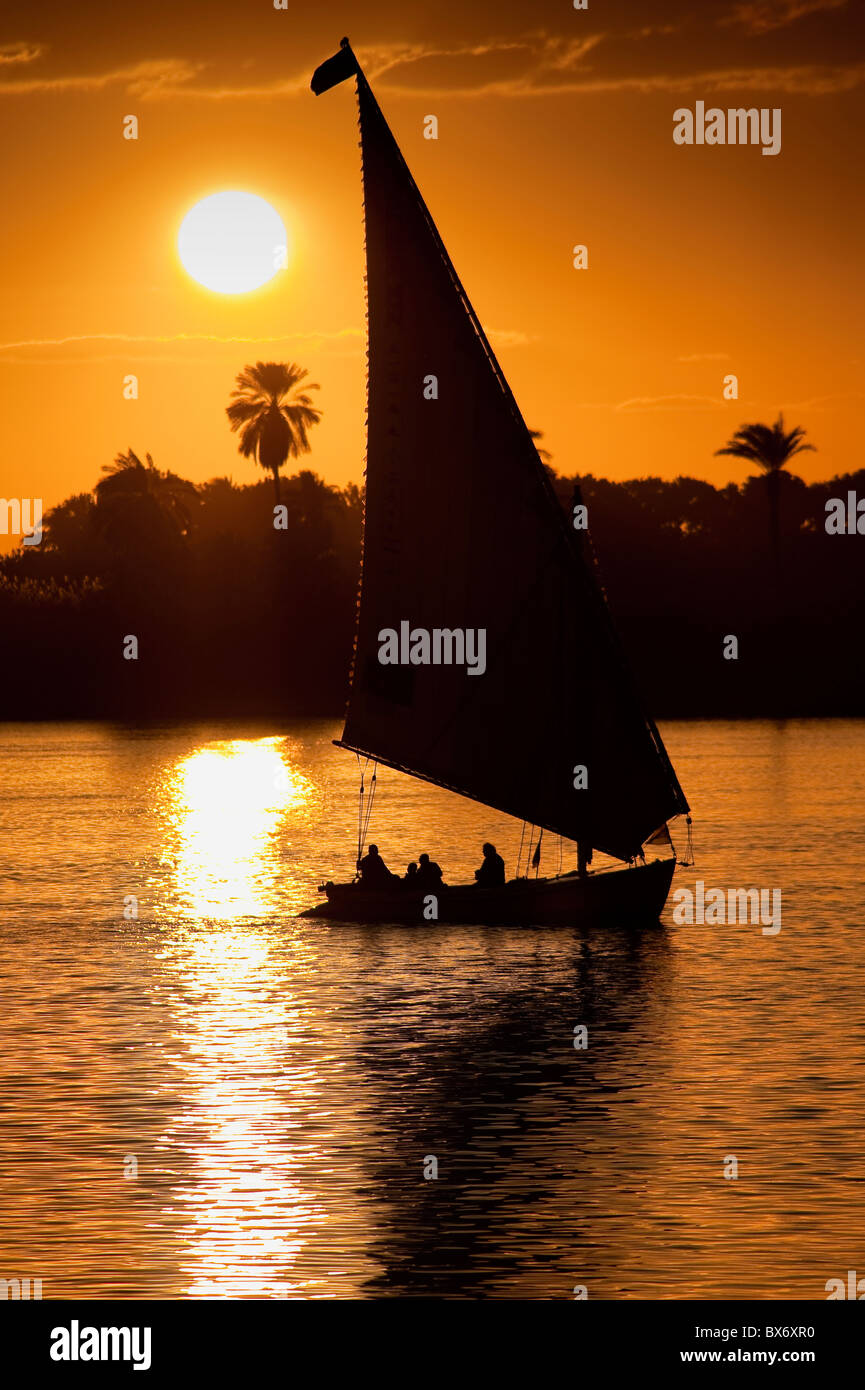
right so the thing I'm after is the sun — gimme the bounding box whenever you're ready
[178,191,288,294]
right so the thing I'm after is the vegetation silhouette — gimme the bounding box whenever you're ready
[226,361,322,501]
[95,449,198,558]
[715,415,815,569]
[1,419,862,720]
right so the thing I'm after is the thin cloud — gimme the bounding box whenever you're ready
[354,34,862,99]
[719,1,848,34]
[366,59,865,100]
[152,35,604,101]
[0,34,597,102]
[625,26,680,40]
[0,58,202,98]
[1,32,861,103]
[0,41,44,65]
[616,394,728,413]
[361,37,544,81]
[533,35,606,72]
[0,330,363,351]
[0,354,252,366]
[530,394,738,413]
[0,325,531,361]
[487,328,534,348]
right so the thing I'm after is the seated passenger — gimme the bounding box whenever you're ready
[474,842,505,887]
[357,843,395,887]
[415,852,444,890]
[403,861,419,887]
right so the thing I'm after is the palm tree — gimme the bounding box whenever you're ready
[715,414,815,563]
[226,362,322,501]
[98,450,198,524]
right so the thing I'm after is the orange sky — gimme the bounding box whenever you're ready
[0,0,862,549]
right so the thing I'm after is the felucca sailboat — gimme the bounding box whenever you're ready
[305,39,691,926]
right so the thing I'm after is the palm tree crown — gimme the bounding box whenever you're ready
[96,449,198,535]
[715,414,815,474]
[226,361,322,501]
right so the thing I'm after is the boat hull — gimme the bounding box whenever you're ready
[302,857,677,927]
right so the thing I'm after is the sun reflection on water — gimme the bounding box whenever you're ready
[163,737,310,921]
[151,737,337,1295]
[156,921,328,1299]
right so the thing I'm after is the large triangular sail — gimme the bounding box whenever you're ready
[314,43,688,862]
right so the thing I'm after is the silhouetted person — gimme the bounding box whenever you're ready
[415,852,443,890]
[475,842,505,887]
[358,843,394,888]
[403,861,419,888]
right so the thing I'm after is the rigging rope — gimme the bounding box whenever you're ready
[517,820,527,878]
[355,755,378,874]
[524,825,536,879]
[532,828,543,877]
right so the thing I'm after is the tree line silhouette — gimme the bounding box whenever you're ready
[0,369,862,719]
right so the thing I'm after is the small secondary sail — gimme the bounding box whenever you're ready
[316,45,688,862]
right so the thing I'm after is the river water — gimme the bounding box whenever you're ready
[0,718,862,1299]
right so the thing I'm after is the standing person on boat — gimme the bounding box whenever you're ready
[415,853,443,890]
[357,844,395,887]
[475,843,505,887]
